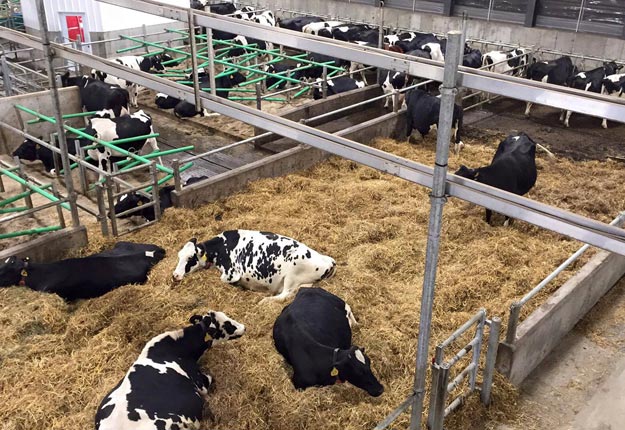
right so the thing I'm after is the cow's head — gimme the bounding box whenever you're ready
[334,346,384,397]
[455,165,478,180]
[12,138,39,161]
[229,71,246,87]
[0,256,25,287]
[173,238,209,281]
[150,56,165,72]
[113,192,149,219]
[604,61,623,76]
[189,310,245,345]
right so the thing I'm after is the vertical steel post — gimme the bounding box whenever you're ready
[458,13,468,67]
[481,317,502,406]
[50,132,61,178]
[468,312,486,391]
[1,55,12,96]
[506,302,521,344]
[35,0,80,228]
[149,162,161,221]
[142,24,149,55]
[105,175,118,237]
[255,82,262,110]
[172,159,182,192]
[428,363,450,430]
[487,0,494,21]
[207,28,217,97]
[377,1,385,84]
[50,182,66,229]
[14,157,33,211]
[427,345,445,429]
[76,140,88,195]
[322,65,328,99]
[95,184,109,237]
[74,34,82,74]
[187,9,202,114]
[409,31,462,430]
[575,0,586,32]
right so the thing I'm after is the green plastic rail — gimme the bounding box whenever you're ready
[0,206,29,214]
[15,105,172,175]
[0,184,52,207]
[0,167,70,210]
[26,110,99,125]
[115,145,195,169]
[0,225,62,239]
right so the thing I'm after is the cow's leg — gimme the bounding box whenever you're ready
[602,118,608,129]
[259,280,305,304]
[485,209,493,225]
[503,216,514,227]
[524,101,533,117]
[564,110,572,127]
[345,302,358,328]
[143,138,162,166]
[360,69,368,85]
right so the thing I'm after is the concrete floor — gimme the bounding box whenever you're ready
[493,277,625,430]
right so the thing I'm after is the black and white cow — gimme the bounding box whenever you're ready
[265,63,295,90]
[82,110,160,175]
[455,132,537,225]
[113,185,174,221]
[302,21,345,36]
[0,242,165,301]
[95,310,245,430]
[69,76,130,118]
[601,73,625,128]
[91,70,140,108]
[172,230,336,303]
[252,10,276,27]
[174,71,246,118]
[294,53,349,81]
[482,48,529,76]
[229,35,273,58]
[12,136,81,174]
[155,92,180,109]
[405,89,464,152]
[524,56,577,116]
[379,69,406,110]
[563,61,622,127]
[463,49,483,69]
[312,77,365,100]
[114,55,165,73]
[273,287,384,396]
[277,16,324,31]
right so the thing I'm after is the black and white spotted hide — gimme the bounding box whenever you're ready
[95,310,245,430]
[172,230,337,303]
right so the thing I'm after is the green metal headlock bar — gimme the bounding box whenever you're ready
[15,105,172,175]
[116,145,195,169]
[0,225,62,239]
[0,184,52,207]
[26,110,98,125]
[0,206,29,214]
[144,162,194,193]
[230,96,287,101]
[0,167,70,210]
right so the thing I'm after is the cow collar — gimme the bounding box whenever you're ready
[18,259,30,286]
[331,348,344,384]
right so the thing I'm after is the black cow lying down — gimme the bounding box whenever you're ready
[113,185,174,222]
[0,242,165,300]
[95,310,245,430]
[455,132,537,226]
[273,287,384,396]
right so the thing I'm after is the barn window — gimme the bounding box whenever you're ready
[581,0,625,25]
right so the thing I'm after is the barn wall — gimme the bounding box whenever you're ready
[268,0,625,65]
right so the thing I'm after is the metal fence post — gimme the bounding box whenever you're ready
[207,28,217,97]
[172,158,182,192]
[1,55,13,96]
[35,0,80,229]
[104,175,118,237]
[322,65,328,99]
[14,157,33,212]
[468,312,486,391]
[481,317,502,406]
[50,182,66,229]
[150,162,161,221]
[377,0,385,84]
[409,30,462,430]
[506,302,521,344]
[95,183,109,237]
[76,140,88,195]
[428,363,450,430]
[187,8,202,115]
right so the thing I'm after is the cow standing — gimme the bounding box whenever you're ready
[482,48,529,76]
[0,242,165,300]
[63,76,130,118]
[405,89,464,152]
[172,230,336,303]
[379,69,406,110]
[524,56,577,116]
[278,16,324,31]
[312,77,365,100]
[563,61,622,127]
[173,71,246,118]
[455,132,537,226]
[95,310,245,430]
[273,287,384,396]
[91,70,140,108]
[601,73,625,128]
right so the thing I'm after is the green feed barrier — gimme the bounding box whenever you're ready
[26,110,98,125]
[0,185,52,207]
[0,166,70,211]
[143,161,193,193]
[115,145,195,170]
[0,206,29,214]
[230,96,286,102]
[0,225,62,239]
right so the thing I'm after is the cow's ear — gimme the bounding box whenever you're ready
[190,237,197,245]
[189,314,203,324]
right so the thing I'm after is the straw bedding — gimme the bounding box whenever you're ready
[1,132,624,430]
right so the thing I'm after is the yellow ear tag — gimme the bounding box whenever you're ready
[201,254,207,263]
[20,270,28,277]
[330,367,339,377]
[204,333,212,342]
[137,201,144,207]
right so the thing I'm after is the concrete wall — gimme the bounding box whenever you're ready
[269,0,625,66]
[0,87,83,155]
[496,250,625,385]
[0,226,88,262]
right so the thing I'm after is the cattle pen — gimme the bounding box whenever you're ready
[1,0,625,429]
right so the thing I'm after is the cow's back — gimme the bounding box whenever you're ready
[278,287,351,348]
[485,136,536,195]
